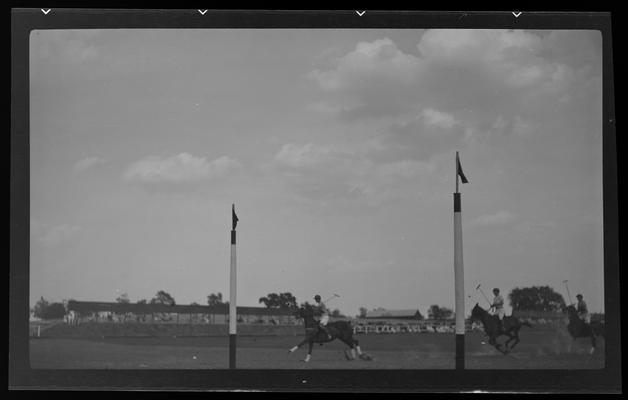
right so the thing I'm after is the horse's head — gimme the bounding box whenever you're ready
[294,304,314,321]
[470,303,485,321]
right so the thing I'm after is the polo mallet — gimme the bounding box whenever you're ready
[476,284,491,307]
[563,280,573,305]
[324,293,340,304]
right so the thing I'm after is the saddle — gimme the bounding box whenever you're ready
[492,315,507,331]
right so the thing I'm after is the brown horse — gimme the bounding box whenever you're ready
[288,304,371,362]
[470,303,533,354]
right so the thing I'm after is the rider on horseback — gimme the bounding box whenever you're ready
[313,295,332,340]
[489,288,505,332]
[576,294,590,324]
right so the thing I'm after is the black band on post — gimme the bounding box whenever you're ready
[229,334,236,369]
[456,334,464,369]
[454,192,461,212]
[231,230,236,245]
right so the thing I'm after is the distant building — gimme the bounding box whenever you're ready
[365,309,423,320]
[64,300,299,325]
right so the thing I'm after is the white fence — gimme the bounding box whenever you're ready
[352,321,461,335]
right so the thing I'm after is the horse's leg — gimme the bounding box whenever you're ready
[289,338,309,354]
[304,341,313,362]
[590,335,596,355]
[509,331,520,351]
[490,337,506,354]
[338,337,356,360]
[354,338,363,356]
[504,331,513,349]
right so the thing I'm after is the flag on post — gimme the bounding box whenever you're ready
[232,204,239,230]
[456,152,469,184]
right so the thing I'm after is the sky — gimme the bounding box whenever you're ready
[29,29,604,316]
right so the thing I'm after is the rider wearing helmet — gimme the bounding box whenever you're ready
[489,288,505,331]
[313,295,332,340]
[576,294,590,323]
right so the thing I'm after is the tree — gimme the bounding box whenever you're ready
[207,292,225,306]
[298,301,313,313]
[428,304,453,320]
[116,293,130,304]
[414,310,425,320]
[358,307,368,318]
[258,292,298,310]
[136,299,147,305]
[330,309,344,318]
[150,290,176,306]
[190,302,200,306]
[508,286,565,312]
[37,302,66,319]
[32,296,50,319]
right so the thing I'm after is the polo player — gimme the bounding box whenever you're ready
[576,294,591,324]
[313,295,332,340]
[489,288,505,331]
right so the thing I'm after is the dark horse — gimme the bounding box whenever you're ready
[289,305,371,362]
[470,303,532,354]
[563,304,605,354]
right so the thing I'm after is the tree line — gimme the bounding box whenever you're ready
[358,285,592,321]
[31,285,594,321]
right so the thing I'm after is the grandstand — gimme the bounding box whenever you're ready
[65,300,299,325]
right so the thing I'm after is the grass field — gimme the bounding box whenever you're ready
[29,329,605,369]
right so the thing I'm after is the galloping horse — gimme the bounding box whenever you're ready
[563,305,605,354]
[470,303,532,354]
[289,304,371,362]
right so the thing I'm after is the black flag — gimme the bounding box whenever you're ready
[232,204,239,230]
[456,152,469,184]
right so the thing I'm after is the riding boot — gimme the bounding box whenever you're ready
[322,326,332,340]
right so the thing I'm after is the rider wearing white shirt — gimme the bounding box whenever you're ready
[489,288,505,331]
[313,295,332,339]
[576,294,591,324]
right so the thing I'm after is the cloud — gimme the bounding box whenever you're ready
[30,219,47,238]
[123,153,241,184]
[309,38,424,122]
[309,38,422,92]
[271,141,439,207]
[421,108,458,130]
[374,159,437,180]
[273,143,352,170]
[376,107,467,161]
[31,30,102,71]
[469,211,518,227]
[73,156,105,173]
[309,30,601,148]
[38,224,82,246]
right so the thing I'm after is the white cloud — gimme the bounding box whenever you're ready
[30,219,47,238]
[32,30,102,65]
[375,159,436,180]
[73,156,105,173]
[39,224,82,246]
[309,38,421,91]
[271,142,439,207]
[273,143,351,170]
[469,211,518,227]
[421,108,458,130]
[309,30,600,139]
[123,153,241,184]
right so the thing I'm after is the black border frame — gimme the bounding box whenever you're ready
[10,9,621,392]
